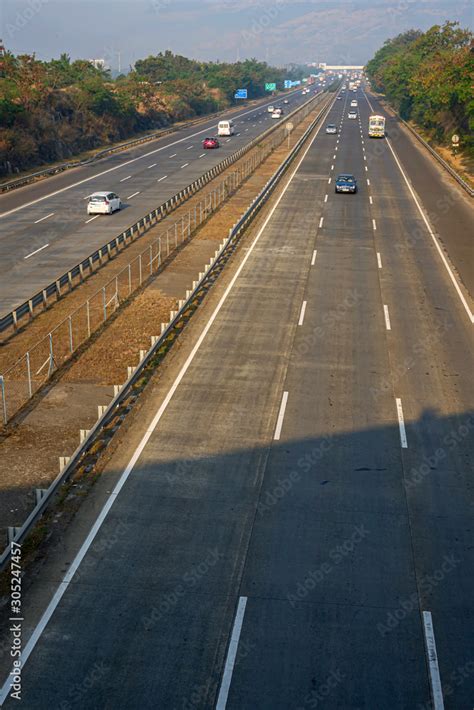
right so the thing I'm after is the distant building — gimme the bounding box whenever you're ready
[89,58,106,70]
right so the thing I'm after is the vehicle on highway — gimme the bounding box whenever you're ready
[202,137,220,149]
[336,95,342,100]
[348,110,357,119]
[368,114,386,138]
[268,105,275,113]
[271,109,282,119]
[325,124,337,134]
[87,192,122,215]
[283,98,289,104]
[217,119,235,136]
[350,99,358,107]
[335,174,357,194]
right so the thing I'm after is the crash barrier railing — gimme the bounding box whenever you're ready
[0,92,331,425]
[0,91,298,193]
[399,118,474,197]
[0,90,334,573]
[376,96,474,198]
[0,91,325,337]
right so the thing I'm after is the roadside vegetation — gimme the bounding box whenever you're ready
[365,22,473,158]
[0,50,305,178]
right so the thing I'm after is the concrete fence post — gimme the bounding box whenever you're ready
[86,300,91,338]
[0,375,7,425]
[26,351,32,398]
[68,316,73,354]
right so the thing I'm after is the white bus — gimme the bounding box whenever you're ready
[368,114,385,138]
[217,119,235,136]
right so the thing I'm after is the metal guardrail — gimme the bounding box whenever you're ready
[377,97,474,198]
[399,118,474,197]
[0,91,300,193]
[0,91,324,337]
[0,93,334,573]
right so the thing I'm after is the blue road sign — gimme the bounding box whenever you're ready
[234,88,247,99]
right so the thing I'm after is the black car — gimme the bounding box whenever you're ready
[335,174,357,193]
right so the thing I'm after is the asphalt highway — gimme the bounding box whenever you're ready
[0,87,317,316]
[1,87,473,709]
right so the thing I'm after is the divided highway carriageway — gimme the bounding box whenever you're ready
[0,87,313,316]
[1,86,473,709]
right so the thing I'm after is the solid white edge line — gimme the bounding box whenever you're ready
[377,252,382,269]
[33,212,54,224]
[383,304,391,330]
[395,397,408,448]
[422,611,445,710]
[24,243,49,260]
[0,93,335,703]
[363,90,473,323]
[298,300,307,326]
[274,391,289,441]
[385,136,474,323]
[311,249,317,266]
[215,597,248,710]
[0,91,306,220]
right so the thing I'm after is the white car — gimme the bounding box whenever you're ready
[271,110,282,118]
[325,124,337,134]
[87,192,122,215]
[268,105,275,113]
[348,110,357,119]
[350,100,358,107]
[283,98,289,104]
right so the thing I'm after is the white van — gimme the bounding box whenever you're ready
[217,119,235,136]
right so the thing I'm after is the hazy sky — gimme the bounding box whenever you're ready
[1,0,472,70]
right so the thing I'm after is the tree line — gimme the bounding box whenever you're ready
[0,50,305,178]
[365,22,473,155]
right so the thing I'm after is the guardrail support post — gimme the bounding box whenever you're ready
[102,287,107,322]
[26,352,32,398]
[0,376,7,425]
[68,316,73,353]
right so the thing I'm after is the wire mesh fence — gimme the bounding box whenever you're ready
[0,95,321,424]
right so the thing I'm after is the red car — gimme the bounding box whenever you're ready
[202,137,220,149]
